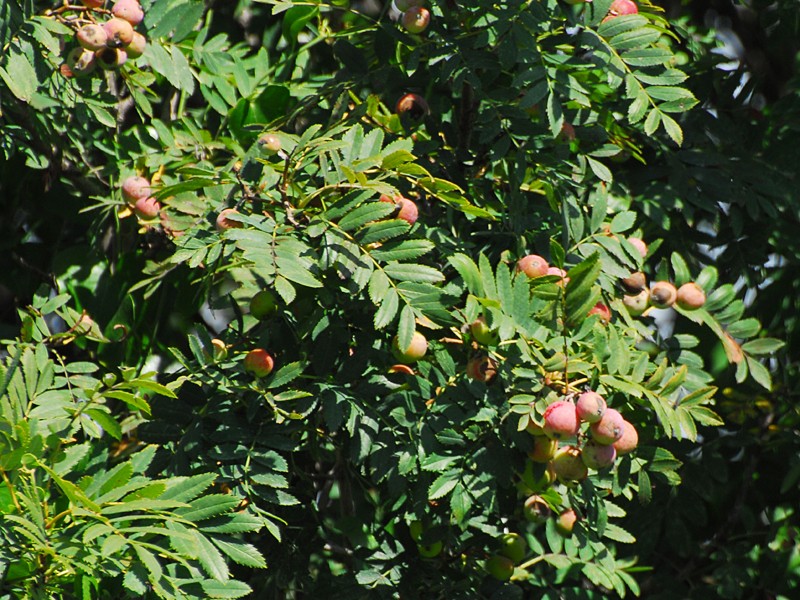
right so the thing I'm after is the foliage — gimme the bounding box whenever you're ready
[0,0,797,598]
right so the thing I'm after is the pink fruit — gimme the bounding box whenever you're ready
[558,122,576,142]
[590,408,625,445]
[402,6,430,33]
[95,47,127,69]
[126,32,146,59]
[112,0,144,25]
[546,266,569,286]
[676,282,706,310]
[650,281,677,309]
[517,254,549,278]
[551,445,588,482]
[380,194,418,225]
[523,495,551,524]
[77,24,108,51]
[628,237,648,259]
[588,302,611,323]
[613,420,639,455]
[556,509,577,536]
[528,436,557,463]
[103,18,134,48]
[581,440,617,469]
[603,0,638,22]
[576,391,606,423]
[121,175,151,204]
[215,208,243,231]
[133,197,160,219]
[543,401,579,440]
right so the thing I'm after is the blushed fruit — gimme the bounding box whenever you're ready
[551,445,588,482]
[122,175,150,204]
[590,408,625,445]
[125,32,146,59]
[498,533,526,563]
[486,555,514,581]
[613,420,639,455]
[466,356,497,383]
[258,133,282,154]
[402,6,431,33]
[621,271,646,293]
[676,282,706,310]
[529,436,557,463]
[77,24,108,51]
[250,290,279,319]
[576,391,606,423]
[103,17,135,48]
[523,495,551,524]
[517,254,549,278]
[418,541,442,558]
[628,237,648,259]
[210,339,228,361]
[215,208,243,231]
[547,266,569,285]
[395,93,430,120]
[380,194,418,225]
[95,47,127,69]
[470,317,499,346]
[581,440,617,469]
[588,302,611,323]
[650,281,677,309]
[623,289,650,316]
[66,48,96,77]
[543,400,579,440]
[133,196,160,219]
[556,509,578,536]
[392,331,428,364]
[112,0,144,25]
[244,349,275,377]
[603,0,638,21]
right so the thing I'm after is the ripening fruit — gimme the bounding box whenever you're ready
[126,32,146,59]
[417,541,443,558]
[215,208,243,231]
[613,420,639,455]
[77,24,108,51]
[621,271,647,294]
[590,408,625,445]
[402,6,431,33]
[122,176,151,204]
[95,47,127,69]
[555,509,578,536]
[551,445,588,482]
[210,339,228,361]
[250,290,279,319]
[66,47,96,77]
[650,281,678,309]
[395,93,430,120]
[576,391,606,423]
[517,254,549,278]
[258,133,282,154]
[133,196,160,219]
[623,289,650,317]
[588,302,612,323]
[528,436,558,463]
[466,356,497,383]
[523,495,551,524]
[469,317,499,346]
[103,17,135,48]
[676,282,706,310]
[244,349,275,377]
[486,555,514,581]
[498,533,526,563]
[543,401,579,440]
[380,194,419,226]
[581,440,617,469]
[628,237,648,259]
[392,331,428,364]
[112,0,145,25]
[546,266,569,286]
[603,0,638,21]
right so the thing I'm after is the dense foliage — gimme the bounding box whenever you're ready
[1,0,798,598]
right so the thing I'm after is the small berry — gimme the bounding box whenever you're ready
[392,331,428,364]
[244,349,275,377]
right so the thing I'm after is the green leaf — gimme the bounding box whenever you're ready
[212,538,267,568]
[745,356,773,390]
[176,494,241,521]
[200,579,254,599]
[603,523,636,544]
[191,529,230,580]
[428,472,458,500]
[0,51,37,102]
[338,201,396,231]
[384,263,444,283]
[397,304,416,352]
[374,288,399,329]
[448,254,483,296]
[161,473,217,502]
[741,338,784,355]
[267,361,305,388]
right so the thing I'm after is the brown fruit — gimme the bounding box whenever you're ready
[613,420,639,455]
[77,24,108,51]
[676,282,706,310]
[395,93,430,120]
[95,47,127,69]
[380,194,418,225]
[523,495,551,524]
[650,281,678,309]
[466,356,497,383]
[258,133,282,154]
[621,271,646,293]
[66,48,96,77]
[215,208,243,232]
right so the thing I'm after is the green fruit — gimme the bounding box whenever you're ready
[417,541,442,558]
[498,533,526,563]
[392,331,428,364]
[523,495,551,524]
[250,290,278,319]
[486,554,514,581]
[469,317,499,346]
[551,445,588,482]
[409,520,424,542]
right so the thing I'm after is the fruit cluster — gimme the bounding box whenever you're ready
[62,0,147,78]
[393,0,431,34]
[121,174,160,219]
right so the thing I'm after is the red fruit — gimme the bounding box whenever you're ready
[581,440,617,469]
[529,436,557,463]
[215,208,243,231]
[112,0,144,25]
[95,47,127,69]
[392,331,428,364]
[576,391,606,423]
[103,17,135,48]
[244,349,274,377]
[466,356,497,383]
[381,194,418,225]
[623,289,650,317]
[122,176,151,204]
[556,509,578,536]
[543,401,579,440]
[603,0,638,21]
[77,24,108,51]
[126,32,146,59]
[133,196,160,219]
[590,408,625,445]
[628,237,648,259]
[402,6,430,34]
[650,281,677,309]
[546,266,569,286]
[588,302,611,323]
[517,254,549,278]
[551,445,588,482]
[613,420,639,455]
[676,282,706,310]
[395,93,430,119]
[523,495,551,524]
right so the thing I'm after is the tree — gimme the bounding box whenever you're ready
[0,0,795,598]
